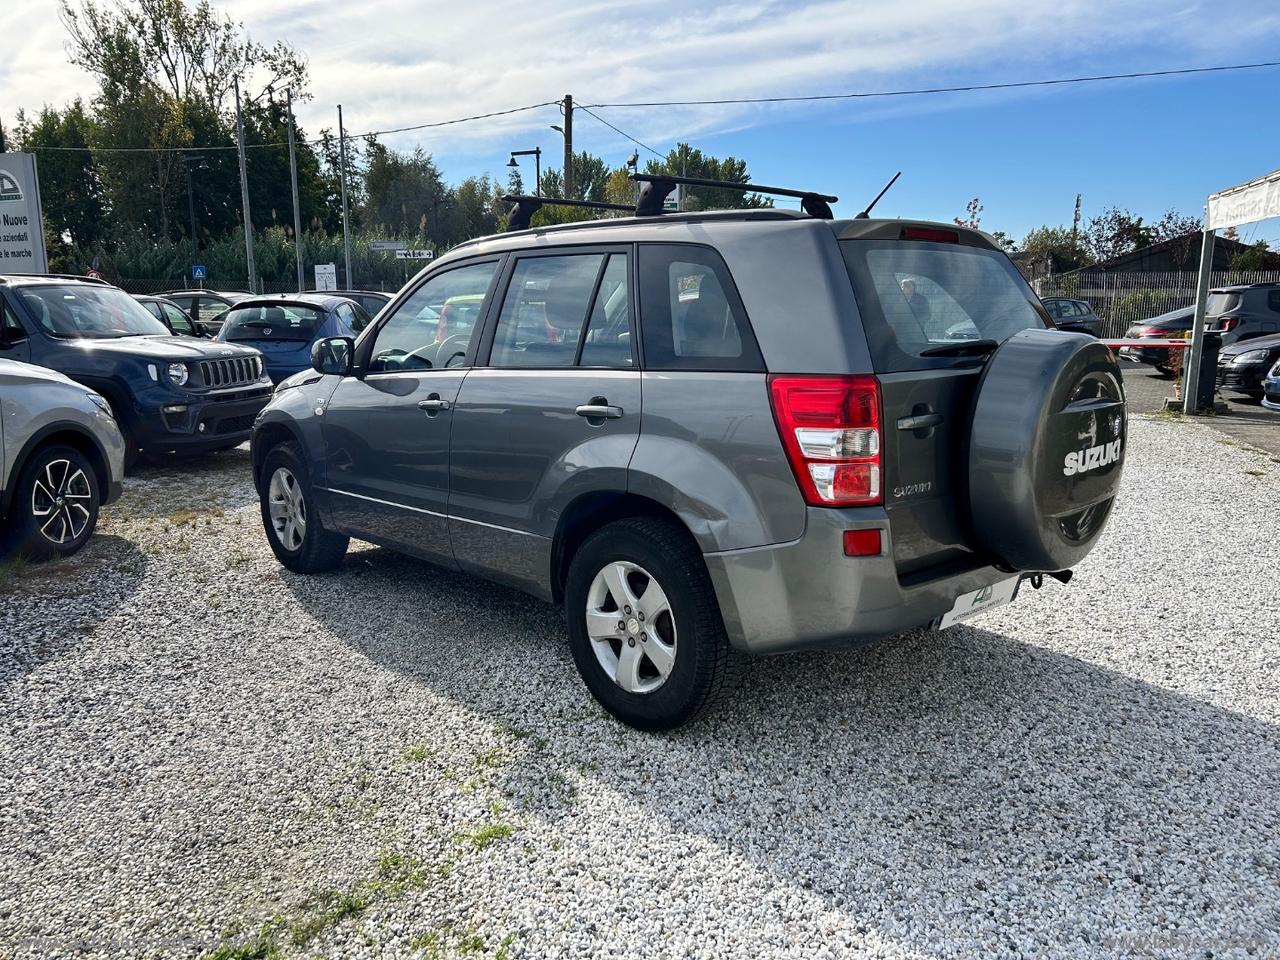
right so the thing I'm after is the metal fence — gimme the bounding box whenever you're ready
[1034,271,1280,338]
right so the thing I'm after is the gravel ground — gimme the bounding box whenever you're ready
[2,417,1279,960]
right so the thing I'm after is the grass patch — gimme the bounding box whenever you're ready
[0,555,31,588]
[401,744,433,763]
[494,721,531,741]
[168,509,202,527]
[474,746,506,770]
[204,916,287,960]
[410,926,517,959]
[454,822,515,850]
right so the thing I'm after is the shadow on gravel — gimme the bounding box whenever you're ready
[289,548,1280,957]
[111,445,257,520]
[0,534,147,687]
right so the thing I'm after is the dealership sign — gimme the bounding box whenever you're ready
[0,153,48,274]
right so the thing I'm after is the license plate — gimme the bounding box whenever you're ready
[938,576,1020,629]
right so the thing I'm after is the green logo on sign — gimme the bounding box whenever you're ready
[0,170,22,203]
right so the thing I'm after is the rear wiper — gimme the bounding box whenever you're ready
[920,339,999,357]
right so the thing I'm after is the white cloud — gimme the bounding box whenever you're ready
[4,0,1280,164]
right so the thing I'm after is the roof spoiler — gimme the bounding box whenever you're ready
[630,173,837,219]
[504,195,633,232]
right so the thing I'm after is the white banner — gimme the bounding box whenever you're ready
[315,263,337,291]
[1206,167,1280,231]
[0,153,48,274]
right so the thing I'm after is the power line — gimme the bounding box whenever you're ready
[28,100,561,154]
[582,60,1280,108]
[574,104,665,160]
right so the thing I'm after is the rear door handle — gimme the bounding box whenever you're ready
[418,396,450,415]
[897,412,944,431]
[576,403,624,420]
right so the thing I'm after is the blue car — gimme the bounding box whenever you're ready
[1263,358,1280,411]
[216,295,372,384]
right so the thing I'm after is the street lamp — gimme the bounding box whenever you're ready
[508,148,541,197]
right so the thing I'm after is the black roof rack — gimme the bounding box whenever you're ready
[630,173,838,220]
[504,195,633,232]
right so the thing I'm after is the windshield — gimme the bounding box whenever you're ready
[18,285,170,339]
[1207,292,1242,315]
[221,304,324,342]
[840,240,1050,371]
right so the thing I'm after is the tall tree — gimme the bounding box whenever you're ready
[644,144,771,211]
[13,101,106,246]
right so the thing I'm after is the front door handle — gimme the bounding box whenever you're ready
[418,395,450,415]
[576,401,624,420]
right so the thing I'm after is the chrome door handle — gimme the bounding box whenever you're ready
[576,403,623,420]
[418,396,450,414]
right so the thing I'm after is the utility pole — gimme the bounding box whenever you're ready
[562,94,573,200]
[183,155,204,283]
[286,89,305,293]
[338,104,354,289]
[1072,193,1082,243]
[233,79,258,293]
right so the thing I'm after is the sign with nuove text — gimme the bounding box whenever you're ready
[0,153,48,274]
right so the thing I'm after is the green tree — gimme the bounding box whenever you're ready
[644,143,771,211]
[361,139,447,239]
[1229,240,1273,271]
[1021,225,1088,269]
[13,100,106,247]
[1083,207,1153,263]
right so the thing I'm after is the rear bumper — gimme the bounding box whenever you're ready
[703,507,1013,655]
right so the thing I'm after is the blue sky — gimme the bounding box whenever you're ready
[7,0,1280,246]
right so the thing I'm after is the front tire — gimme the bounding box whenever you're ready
[565,517,740,730]
[258,442,349,573]
[6,445,100,560]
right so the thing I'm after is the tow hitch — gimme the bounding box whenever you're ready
[1025,570,1073,590]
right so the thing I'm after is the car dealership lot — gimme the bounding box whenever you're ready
[1,417,1278,960]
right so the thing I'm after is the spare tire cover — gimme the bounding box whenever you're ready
[969,329,1126,571]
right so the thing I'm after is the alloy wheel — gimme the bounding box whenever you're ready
[30,459,93,545]
[585,560,678,694]
[267,467,307,551]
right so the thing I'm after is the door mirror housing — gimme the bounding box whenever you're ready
[195,322,210,338]
[311,336,354,376]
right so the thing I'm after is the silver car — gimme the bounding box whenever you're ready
[1,359,125,559]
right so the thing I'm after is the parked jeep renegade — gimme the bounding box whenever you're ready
[252,185,1126,729]
[0,276,272,466]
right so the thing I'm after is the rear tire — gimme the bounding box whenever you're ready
[565,517,740,730]
[258,442,349,573]
[5,444,100,560]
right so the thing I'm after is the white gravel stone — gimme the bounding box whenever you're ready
[1,417,1278,959]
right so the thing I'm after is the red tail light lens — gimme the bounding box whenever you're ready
[1219,317,1240,331]
[768,375,882,507]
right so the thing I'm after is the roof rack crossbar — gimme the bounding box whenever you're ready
[629,173,837,219]
[503,195,633,232]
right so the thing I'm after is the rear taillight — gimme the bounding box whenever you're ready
[768,375,882,507]
[1219,317,1240,331]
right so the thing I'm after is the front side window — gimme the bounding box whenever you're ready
[367,260,497,373]
[490,254,604,368]
[637,245,762,371]
[221,304,324,342]
[162,304,195,335]
[841,240,1049,371]
[17,285,170,339]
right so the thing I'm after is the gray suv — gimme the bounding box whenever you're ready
[252,194,1126,729]
[1,359,125,558]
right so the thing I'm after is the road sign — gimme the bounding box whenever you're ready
[369,240,406,252]
[192,264,207,281]
[315,263,337,290]
[395,249,433,261]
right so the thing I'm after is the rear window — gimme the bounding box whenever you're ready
[222,304,324,342]
[840,240,1049,371]
[1207,292,1241,315]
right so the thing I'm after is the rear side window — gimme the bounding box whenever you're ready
[222,305,324,342]
[1207,292,1241,314]
[637,244,763,372]
[2,301,28,342]
[1268,290,1280,312]
[840,240,1049,371]
[490,254,604,367]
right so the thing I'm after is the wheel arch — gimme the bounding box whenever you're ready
[550,491,698,604]
[2,424,111,519]
[250,418,306,489]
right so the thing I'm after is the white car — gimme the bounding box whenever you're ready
[0,359,126,559]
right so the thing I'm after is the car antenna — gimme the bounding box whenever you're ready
[855,171,901,219]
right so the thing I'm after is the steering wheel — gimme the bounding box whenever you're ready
[435,333,470,368]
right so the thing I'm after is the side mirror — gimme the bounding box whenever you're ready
[195,322,211,338]
[311,336,354,376]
